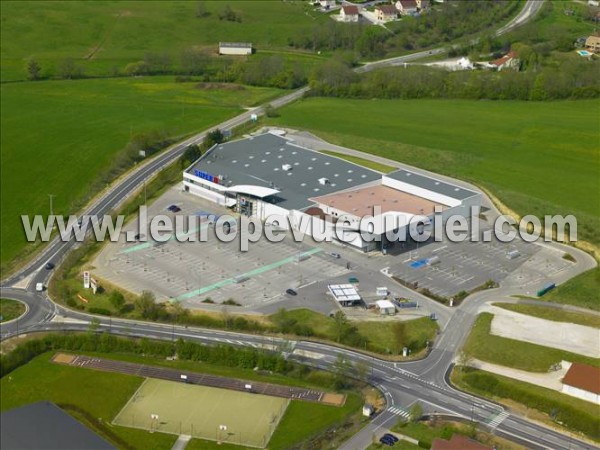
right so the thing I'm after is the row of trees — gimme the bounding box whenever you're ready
[308,61,599,101]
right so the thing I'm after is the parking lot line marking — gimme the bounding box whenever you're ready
[176,248,322,300]
[120,224,208,254]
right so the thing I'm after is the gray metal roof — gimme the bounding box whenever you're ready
[1,401,115,450]
[187,133,381,210]
[219,42,252,48]
[385,169,478,201]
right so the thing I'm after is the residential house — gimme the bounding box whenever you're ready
[562,363,600,405]
[585,32,600,52]
[317,0,336,9]
[218,42,253,56]
[375,5,399,22]
[588,0,599,6]
[340,5,360,22]
[394,0,419,16]
[489,50,519,71]
[431,434,492,450]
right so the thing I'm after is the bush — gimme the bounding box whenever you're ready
[88,307,112,316]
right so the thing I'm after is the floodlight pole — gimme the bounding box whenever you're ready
[48,194,55,216]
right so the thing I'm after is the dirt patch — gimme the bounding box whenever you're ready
[195,82,246,91]
[321,392,346,406]
[52,353,76,364]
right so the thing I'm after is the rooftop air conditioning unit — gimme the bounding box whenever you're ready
[318,177,330,185]
[282,164,292,171]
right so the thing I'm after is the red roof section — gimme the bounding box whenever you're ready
[563,363,600,395]
[398,0,418,8]
[491,51,517,67]
[342,5,359,15]
[431,435,492,450]
[377,5,398,14]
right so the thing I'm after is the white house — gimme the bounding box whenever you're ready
[375,300,396,315]
[394,0,419,15]
[218,42,253,56]
[340,5,360,22]
[562,363,600,405]
[317,0,336,8]
[375,5,399,22]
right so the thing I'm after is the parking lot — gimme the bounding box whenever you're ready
[93,187,347,310]
[386,233,545,299]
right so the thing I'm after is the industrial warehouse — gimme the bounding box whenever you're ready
[183,132,481,252]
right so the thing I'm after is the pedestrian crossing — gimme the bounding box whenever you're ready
[388,406,411,420]
[487,410,509,430]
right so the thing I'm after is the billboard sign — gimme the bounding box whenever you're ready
[83,271,90,289]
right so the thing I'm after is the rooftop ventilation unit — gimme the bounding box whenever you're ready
[282,164,292,171]
[318,177,330,186]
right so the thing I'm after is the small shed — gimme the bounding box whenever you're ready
[375,300,396,315]
[218,42,253,56]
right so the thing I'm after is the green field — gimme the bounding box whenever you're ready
[494,302,600,328]
[0,298,26,323]
[0,78,281,266]
[542,267,600,311]
[269,98,600,245]
[0,1,328,81]
[114,378,288,447]
[463,313,600,372]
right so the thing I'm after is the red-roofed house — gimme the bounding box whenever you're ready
[431,434,492,450]
[562,363,600,404]
[489,51,519,71]
[395,0,419,15]
[340,5,360,22]
[375,5,399,22]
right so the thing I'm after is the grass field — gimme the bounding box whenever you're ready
[113,378,288,448]
[270,309,438,356]
[0,298,26,323]
[269,98,600,246]
[463,313,600,372]
[542,267,600,312]
[0,77,281,266]
[494,303,600,328]
[0,1,328,81]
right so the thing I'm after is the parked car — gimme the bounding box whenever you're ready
[348,276,359,284]
[285,288,298,296]
[45,262,55,270]
[167,204,181,213]
[382,433,399,443]
[329,252,341,259]
[379,435,395,446]
[35,283,44,292]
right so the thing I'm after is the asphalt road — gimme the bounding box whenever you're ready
[4,2,595,449]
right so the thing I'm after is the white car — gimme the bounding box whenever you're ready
[36,282,44,292]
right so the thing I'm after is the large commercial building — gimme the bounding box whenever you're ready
[183,132,480,252]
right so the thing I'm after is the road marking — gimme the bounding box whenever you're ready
[388,406,411,419]
[486,411,509,430]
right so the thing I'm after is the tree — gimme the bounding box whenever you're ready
[206,128,224,145]
[409,402,423,423]
[180,47,209,75]
[331,311,350,343]
[26,59,42,80]
[355,360,370,382]
[134,291,159,319]
[196,1,209,17]
[180,143,202,167]
[58,58,84,79]
[219,5,241,22]
[108,291,125,310]
[392,322,407,354]
[333,354,352,389]
[124,61,149,77]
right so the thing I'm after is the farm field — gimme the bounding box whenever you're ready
[542,266,600,312]
[269,98,600,246]
[0,77,282,267]
[0,0,328,81]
